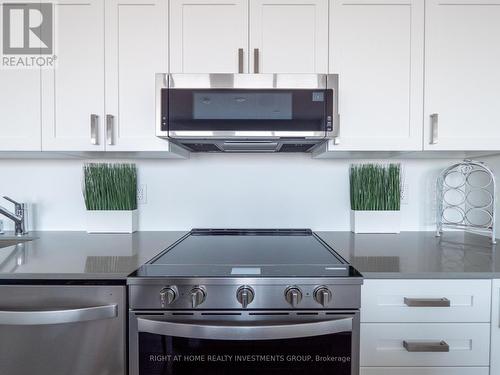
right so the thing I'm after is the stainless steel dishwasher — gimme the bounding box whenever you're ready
[0,284,126,375]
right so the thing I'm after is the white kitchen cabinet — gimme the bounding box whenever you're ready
[249,0,328,73]
[104,0,170,151]
[424,0,500,151]
[41,0,105,151]
[361,322,490,367]
[0,69,41,151]
[328,0,424,151]
[0,0,42,151]
[491,279,500,375]
[361,279,492,372]
[169,0,248,73]
[361,279,491,323]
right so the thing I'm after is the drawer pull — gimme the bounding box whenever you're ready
[403,340,450,352]
[404,297,450,307]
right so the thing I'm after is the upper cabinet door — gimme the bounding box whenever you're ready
[424,0,500,150]
[41,0,105,151]
[0,0,41,151]
[329,0,424,151]
[105,0,169,151]
[0,70,41,151]
[249,0,328,73]
[170,0,248,73]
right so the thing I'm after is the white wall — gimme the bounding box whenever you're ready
[0,155,458,231]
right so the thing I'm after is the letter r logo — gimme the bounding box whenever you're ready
[3,3,53,55]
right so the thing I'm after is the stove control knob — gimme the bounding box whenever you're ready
[314,286,332,307]
[159,286,178,308]
[285,286,303,307]
[236,286,255,308]
[190,286,206,308]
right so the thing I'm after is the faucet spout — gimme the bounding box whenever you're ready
[0,205,21,222]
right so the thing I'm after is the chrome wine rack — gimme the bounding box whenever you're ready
[436,160,496,244]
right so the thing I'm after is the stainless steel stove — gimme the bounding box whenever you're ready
[128,229,363,375]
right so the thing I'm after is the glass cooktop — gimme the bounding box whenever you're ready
[134,229,358,278]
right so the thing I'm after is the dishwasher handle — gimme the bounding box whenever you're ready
[0,304,118,326]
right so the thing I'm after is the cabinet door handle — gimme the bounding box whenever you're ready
[238,48,244,74]
[90,114,99,145]
[404,297,450,307]
[253,48,260,74]
[403,340,449,352]
[430,113,439,144]
[106,114,114,146]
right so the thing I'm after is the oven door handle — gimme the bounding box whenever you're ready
[137,316,353,341]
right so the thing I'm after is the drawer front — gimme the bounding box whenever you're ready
[361,367,489,375]
[360,323,490,366]
[361,279,491,322]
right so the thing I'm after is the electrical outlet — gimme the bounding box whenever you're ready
[137,184,147,205]
[401,183,409,205]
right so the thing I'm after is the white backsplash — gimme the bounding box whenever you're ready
[0,154,460,231]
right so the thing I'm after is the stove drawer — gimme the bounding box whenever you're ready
[360,367,489,375]
[361,279,491,323]
[360,323,490,367]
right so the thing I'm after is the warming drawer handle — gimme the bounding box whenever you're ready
[0,304,118,326]
[404,297,450,307]
[137,316,353,341]
[403,340,450,352]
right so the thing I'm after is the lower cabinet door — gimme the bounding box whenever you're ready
[491,279,500,375]
[360,323,490,367]
[361,368,489,375]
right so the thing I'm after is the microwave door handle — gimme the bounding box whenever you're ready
[0,304,118,325]
[137,316,353,341]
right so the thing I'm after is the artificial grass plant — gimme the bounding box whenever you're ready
[349,163,401,211]
[83,163,137,211]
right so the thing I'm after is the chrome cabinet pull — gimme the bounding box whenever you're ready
[90,114,99,145]
[404,297,450,307]
[238,48,244,73]
[430,113,439,144]
[0,304,117,325]
[253,48,260,74]
[403,340,450,352]
[138,316,353,341]
[106,114,114,146]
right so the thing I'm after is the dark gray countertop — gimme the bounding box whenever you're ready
[0,231,186,281]
[317,231,498,279]
[0,230,497,280]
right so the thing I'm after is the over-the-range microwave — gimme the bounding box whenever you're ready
[156,73,339,153]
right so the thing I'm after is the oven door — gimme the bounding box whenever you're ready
[129,311,359,375]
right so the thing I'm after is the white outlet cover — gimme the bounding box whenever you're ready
[401,183,409,205]
[137,184,147,204]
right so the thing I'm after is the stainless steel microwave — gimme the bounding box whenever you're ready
[156,73,339,153]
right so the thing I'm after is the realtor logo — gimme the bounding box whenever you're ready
[2,3,53,55]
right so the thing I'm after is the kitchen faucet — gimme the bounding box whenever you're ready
[0,196,27,236]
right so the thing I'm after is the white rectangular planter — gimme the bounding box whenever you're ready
[86,210,138,233]
[350,210,400,234]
